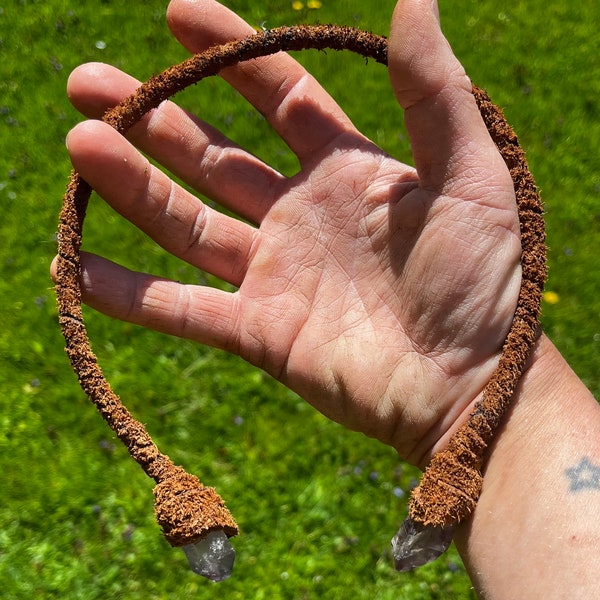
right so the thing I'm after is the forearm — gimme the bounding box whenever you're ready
[454,334,600,598]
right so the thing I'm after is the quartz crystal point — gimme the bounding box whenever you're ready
[391,517,454,572]
[182,529,235,582]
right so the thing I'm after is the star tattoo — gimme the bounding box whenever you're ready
[565,457,600,492]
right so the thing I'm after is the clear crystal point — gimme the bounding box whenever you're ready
[182,529,235,582]
[391,517,454,572]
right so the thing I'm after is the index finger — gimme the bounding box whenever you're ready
[166,0,360,163]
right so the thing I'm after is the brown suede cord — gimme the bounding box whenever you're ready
[56,25,545,544]
[57,174,238,546]
[408,86,546,526]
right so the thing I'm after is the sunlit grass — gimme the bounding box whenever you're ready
[1,0,599,598]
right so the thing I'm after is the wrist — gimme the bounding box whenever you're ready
[474,332,600,479]
[410,337,540,471]
[453,334,600,598]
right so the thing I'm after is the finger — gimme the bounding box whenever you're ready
[51,253,241,352]
[67,63,285,224]
[388,0,515,206]
[67,119,257,287]
[166,0,359,162]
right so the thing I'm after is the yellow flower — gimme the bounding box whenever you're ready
[543,290,560,305]
[292,1,304,9]
[307,0,322,8]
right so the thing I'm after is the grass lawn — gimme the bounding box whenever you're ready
[1,0,599,598]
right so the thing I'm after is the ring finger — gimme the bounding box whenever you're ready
[67,119,257,287]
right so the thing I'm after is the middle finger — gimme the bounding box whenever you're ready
[67,62,287,224]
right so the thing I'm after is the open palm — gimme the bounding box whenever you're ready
[55,0,522,466]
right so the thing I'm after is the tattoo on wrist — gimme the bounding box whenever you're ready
[565,457,600,492]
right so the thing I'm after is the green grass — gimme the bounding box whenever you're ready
[1,0,599,597]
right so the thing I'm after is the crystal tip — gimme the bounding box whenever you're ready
[391,517,454,572]
[182,529,236,582]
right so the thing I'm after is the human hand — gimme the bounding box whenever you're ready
[52,0,522,467]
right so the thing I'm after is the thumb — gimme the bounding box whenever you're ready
[388,0,467,110]
[388,0,510,198]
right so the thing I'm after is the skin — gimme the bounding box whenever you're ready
[53,0,521,466]
[52,0,600,596]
